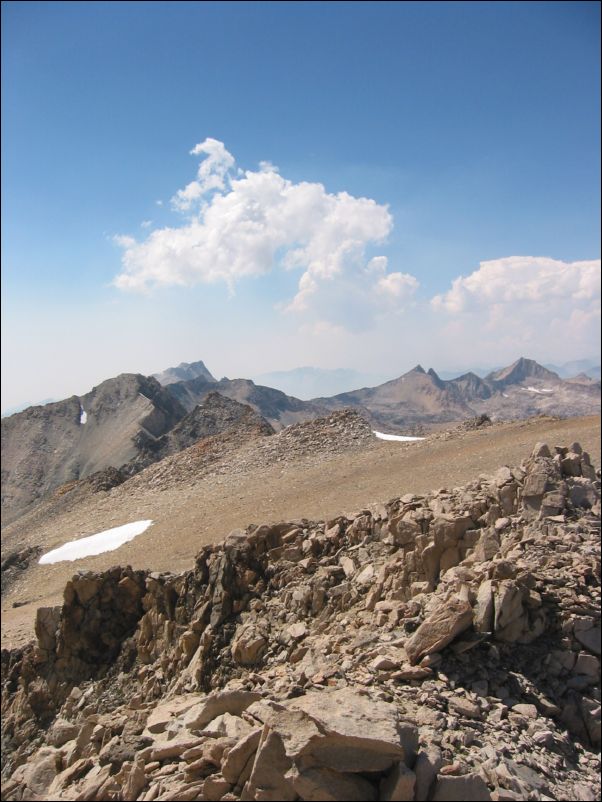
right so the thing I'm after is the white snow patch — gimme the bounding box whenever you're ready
[79,405,87,425]
[526,386,554,395]
[373,430,424,442]
[502,393,509,398]
[39,520,153,565]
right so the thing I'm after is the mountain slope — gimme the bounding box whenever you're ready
[487,356,561,386]
[2,356,599,525]
[1,429,601,802]
[315,365,476,429]
[165,376,328,430]
[1,374,186,525]
[126,391,275,474]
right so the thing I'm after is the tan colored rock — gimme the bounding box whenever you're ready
[231,626,268,665]
[432,515,474,547]
[145,695,201,734]
[389,516,421,546]
[473,530,500,562]
[356,564,375,584]
[47,757,93,796]
[574,652,600,681]
[244,728,297,801]
[431,773,492,801]
[287,622,308,640]
[48,717,79,747]
[511,703,538,719]
[498,483,518,514]
[74,764,113,801]
[494,581,524,637]
[414,747,443,801]
[448,696,482,719]
[421,543,441,585]
[379,761,416,801]
[222,728,262,784]
[183,689,262,731]
[340,556,356,577]
[523,472,549,497]
[150,737,205,762]
[73,574,100,605]
[202,774,232,801]
[286,764,377,801]
[35,606,61,651]
[392,665,433,681]
[474,580,494,633]
[440,547,460,574]
[405,596,473,664]
[574,621,601,656]
[203,712,254,739]
[118,756,147,801]
[288,688,418,770]
[17,746,60,796]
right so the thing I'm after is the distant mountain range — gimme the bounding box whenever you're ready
[314,357,600,431]
[0,398,57,418]
[543,359,601,380]
[2,356,600,524]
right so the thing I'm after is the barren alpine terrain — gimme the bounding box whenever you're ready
[1,418,600,801]
[2,413,599,650]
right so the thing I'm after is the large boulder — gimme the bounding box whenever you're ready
[405,596,473,664]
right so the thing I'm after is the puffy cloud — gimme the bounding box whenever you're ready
[376,271,420,300]
[431,256,600,313]
[114,138,417,325]
[172,138,236,212]
[430,256,601,363]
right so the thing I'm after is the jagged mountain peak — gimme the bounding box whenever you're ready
[154,359,216,386]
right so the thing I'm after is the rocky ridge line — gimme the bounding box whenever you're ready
[1,442,600,801]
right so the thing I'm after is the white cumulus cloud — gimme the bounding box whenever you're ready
[376,271,420,300]
[430,256,601,363]
[113,138,418,325]
[432,256,600,313]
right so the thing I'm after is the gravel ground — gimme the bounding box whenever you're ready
[1,413,599,648]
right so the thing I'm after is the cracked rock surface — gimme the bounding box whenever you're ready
[1,441,600,801]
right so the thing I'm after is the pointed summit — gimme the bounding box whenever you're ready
[154,360,216,386]
[427,367,444,388]
[487,357,560,386]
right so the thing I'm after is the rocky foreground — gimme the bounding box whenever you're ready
[1,442,600,801]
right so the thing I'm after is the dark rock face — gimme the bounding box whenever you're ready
[1,546,42,595]
[125,392,275,475]
[166,376,329,430]
[1,444,600,801]
[1,375,186,524]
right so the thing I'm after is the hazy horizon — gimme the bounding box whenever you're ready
[2,2,600,411]
[2,352,600,416]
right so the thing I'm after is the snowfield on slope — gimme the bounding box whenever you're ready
[39,520,153,564]
[373,430,424,442]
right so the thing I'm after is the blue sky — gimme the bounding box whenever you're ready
[2,1,600,410]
